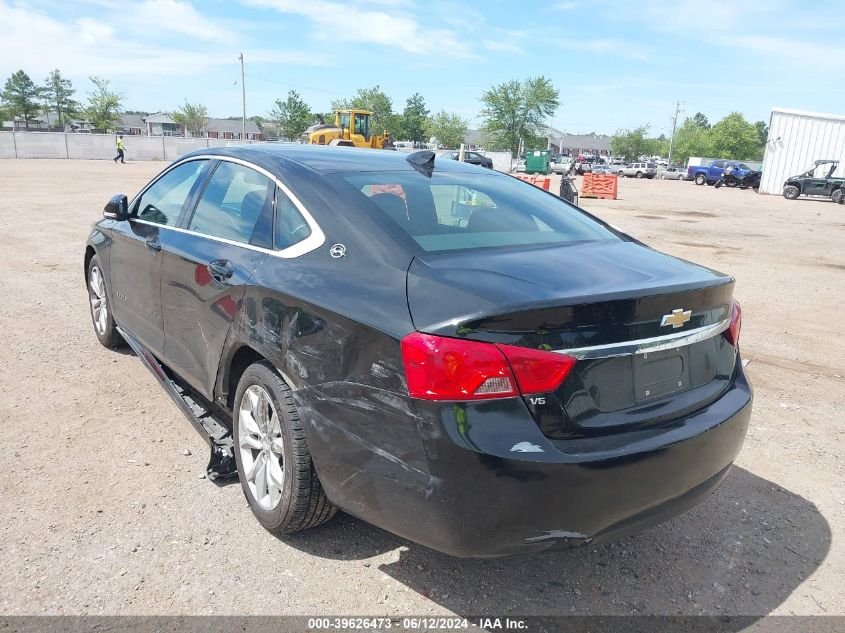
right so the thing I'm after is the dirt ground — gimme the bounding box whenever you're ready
[0,159,842,618]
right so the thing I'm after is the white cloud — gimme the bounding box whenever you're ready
[130,0,233,43]
[0,1,327,81]
[553,2,577,10]
[242,0,475,58]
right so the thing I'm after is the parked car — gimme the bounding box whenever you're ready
[657,166,685,180]
[591,164,615,175]
[440,150,493,169]
[687,160,751,186]
[85,145,751,558]
[619,162,658,178]
[550,157,573,174]
[782,160,844,202]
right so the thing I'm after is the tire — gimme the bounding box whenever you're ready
[831,189,844,204]
[233,361,336,534]
[783,185,800,200]
[694,174,707,186]
[636,171,644,179]
[87,254,124,349]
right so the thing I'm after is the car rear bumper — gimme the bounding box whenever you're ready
[307,366,752,558]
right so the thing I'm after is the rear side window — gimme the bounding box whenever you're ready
[275,192,312,249]
[333,171,618,252]
[188,161,273,245]
[135,160,206,225]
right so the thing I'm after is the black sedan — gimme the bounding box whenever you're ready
[440,150,494,168]
[85,145,751,557]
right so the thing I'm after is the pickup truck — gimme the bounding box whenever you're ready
[688,160,751,186]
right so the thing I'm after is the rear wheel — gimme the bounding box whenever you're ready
[783,185,800,200]
[87,254,124,349]
[234,361,336,534]
[831,189,844,204]
[694,174,707,186]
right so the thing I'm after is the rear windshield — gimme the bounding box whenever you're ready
[329,171,618,252]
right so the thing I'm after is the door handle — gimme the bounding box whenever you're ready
[207,259,234,282]
[146,237,161,252]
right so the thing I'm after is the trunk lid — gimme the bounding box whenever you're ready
[406,240,738,438]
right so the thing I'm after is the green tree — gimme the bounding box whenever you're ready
[671,117,714,164]
[611,126,653,162]
[691,112,710,129]
[42,69,78,127]
[754,120,769,148]
[84,76,123,131]
[2,70,42,129]
[424,110,469,148]
[397,93,429,145]
[709,112,762,160]
[480,76,560,156]
[172,101,208,137]
[269,90,312,141]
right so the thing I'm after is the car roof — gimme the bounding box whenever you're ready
[179,144,482,176]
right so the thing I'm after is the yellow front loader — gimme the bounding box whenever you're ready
[301,110,393,149]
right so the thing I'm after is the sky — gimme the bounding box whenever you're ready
[2,0,845,136]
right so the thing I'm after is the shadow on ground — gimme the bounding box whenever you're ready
[280,466,830,616]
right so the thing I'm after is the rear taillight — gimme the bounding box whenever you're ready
[401,332,576,401]
[723,300,742,346]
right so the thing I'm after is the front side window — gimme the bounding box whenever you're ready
[353,113,370,140]
[336,170,618,252]
[135,160,206,225]
[188,161,273,244]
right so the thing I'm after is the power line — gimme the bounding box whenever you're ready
[244,72,350,99]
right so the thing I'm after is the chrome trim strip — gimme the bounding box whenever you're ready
[555,318,731,360]
[129,154,325,259]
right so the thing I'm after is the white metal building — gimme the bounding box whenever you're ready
[759,107,845,195]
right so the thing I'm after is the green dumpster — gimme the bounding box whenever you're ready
[524,150,551,175]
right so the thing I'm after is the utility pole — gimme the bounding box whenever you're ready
[238,52,246,140]
[668,100,682,164]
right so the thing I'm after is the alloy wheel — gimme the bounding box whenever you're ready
[88,265,108,335]
[238,384,284,511]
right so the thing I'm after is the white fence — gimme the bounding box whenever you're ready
[0,132,266,161]
[0,132,515,172]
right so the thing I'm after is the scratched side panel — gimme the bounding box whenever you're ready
[215,248,434,511]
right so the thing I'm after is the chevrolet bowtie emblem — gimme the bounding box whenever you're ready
[661,308,692,329]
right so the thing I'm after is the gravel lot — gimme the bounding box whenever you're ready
[0,159,842,617]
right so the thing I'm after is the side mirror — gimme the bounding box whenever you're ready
[104,194,129,221]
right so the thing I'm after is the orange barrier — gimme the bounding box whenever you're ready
[581,174,618,200]
[513,173,551,191]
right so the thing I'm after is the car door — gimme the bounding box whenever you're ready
[160,159,273,399]
[109,159,210,355]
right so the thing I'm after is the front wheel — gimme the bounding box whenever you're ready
[831,189,844,204]
[234,361,336,534]
[783,185,800,200]
[87,254,124,349]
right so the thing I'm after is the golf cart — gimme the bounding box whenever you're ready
[782,160,845,202]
